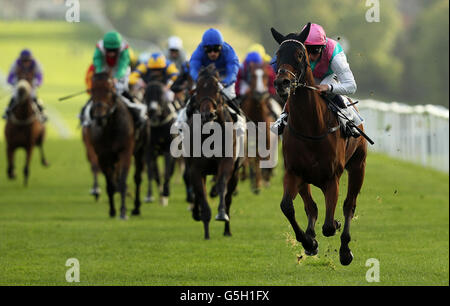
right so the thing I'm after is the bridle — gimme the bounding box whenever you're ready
[91,88,118,121]
[277,39,340,141]
[277,39,319,94]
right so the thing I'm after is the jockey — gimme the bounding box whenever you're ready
[236,51,281,118]
[182,28,241,120]
[129,52,179,103]
[170,61,192,110]
[79,31,146,127]
[235,51,276,98]
[3,49,46,121]
[247,43,273,63]
[164,36,188,71]
[271,23,360,137]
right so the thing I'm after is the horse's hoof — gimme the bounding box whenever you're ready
[145,196,154,203]
[192,209,201,221]
[322,224,337,237]
[252,188,260,195]
[120,214,129,221]
[215,211,230,222]
[224,232,232,237]
[160,196,168,207]
[42,160,50,167]
[334,220,342,231]
[109,211,116,218]
[209,187,218,198]
[339,248,354,266]
[304,239,319,256]
[131,209,140,216]
[305,247,319,256]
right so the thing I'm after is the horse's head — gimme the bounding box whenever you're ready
[195,64,222,122]
[249,63,270,97]
[144,81,170,124]
[271,23,312,101]
[15,79,32,104]
[90,72,116,123]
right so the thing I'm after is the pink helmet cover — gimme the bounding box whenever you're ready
[303,23,327,46]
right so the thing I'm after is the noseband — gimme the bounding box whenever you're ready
[277,39,317,93]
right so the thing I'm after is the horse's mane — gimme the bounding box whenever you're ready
[92,71,110,82]
[198,64,219,80]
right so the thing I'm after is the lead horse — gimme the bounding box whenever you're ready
[271,23,367,265]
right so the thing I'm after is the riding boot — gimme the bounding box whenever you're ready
[271,103,288,135]
[79,100,91,126]
[331,95,360,138]
[33,97,48,122]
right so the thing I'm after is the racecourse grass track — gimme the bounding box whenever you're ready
[0,21,449,286]
[0,140,448,285]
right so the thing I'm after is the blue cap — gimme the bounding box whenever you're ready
[20,49,32,59]
[245,51,263,64]
[202,28,224,46]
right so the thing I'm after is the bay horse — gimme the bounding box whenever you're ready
[143,81,177,206]
[271,23,367,265]
[185,65,244,239]
[240,63,277,194]
[4,79,48,186]
[87,72,148,219]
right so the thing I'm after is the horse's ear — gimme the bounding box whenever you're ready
[297,22,311,43]
[271,27,285,45]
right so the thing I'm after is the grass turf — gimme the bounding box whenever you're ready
[0,139,448,285]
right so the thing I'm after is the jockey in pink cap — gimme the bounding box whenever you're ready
[272,23,361,137]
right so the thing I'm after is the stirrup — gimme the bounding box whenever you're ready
[271,113,288,135]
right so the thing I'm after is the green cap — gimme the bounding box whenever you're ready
[103,31,122,49]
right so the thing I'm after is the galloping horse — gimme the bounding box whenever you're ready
[185,65,244,239]
[271,23,367,265]
[240,63,277,194]
[143,81,177,206]
[87,72,148,219]
[4,79,48,186]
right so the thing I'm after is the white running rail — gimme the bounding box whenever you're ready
[358,99,449,173]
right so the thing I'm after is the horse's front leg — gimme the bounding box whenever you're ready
[299,183,318,239]
[340,151,366,265]
[23,146,33,187]
[145,152,155,203]
[215,158,234,222]
[104,169,116,218]
[321,177,342,237]
[281,172,318,255]
[191,169,211,239]
[160,152,174,206]
[118,152,132,220]
[132,147,145,216]
[6,144,16,180]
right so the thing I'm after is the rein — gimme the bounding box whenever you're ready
[278,39,340,141]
